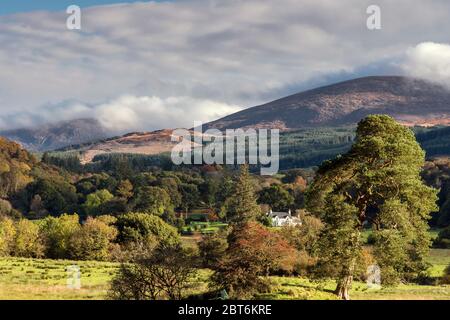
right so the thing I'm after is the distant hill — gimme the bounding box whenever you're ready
[40,76,450,167]
[53,129,203,164]
[205,76,450,131]
[0,137,35,198]
[0,118,109,152]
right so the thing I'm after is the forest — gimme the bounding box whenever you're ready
[0,116,450,300]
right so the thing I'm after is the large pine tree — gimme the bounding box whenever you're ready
[307,115,438,300]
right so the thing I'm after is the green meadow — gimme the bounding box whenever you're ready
[1,248,448,300]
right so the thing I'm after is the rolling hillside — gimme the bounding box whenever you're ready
[0,118,109,152]
[205,76,450,131]
[17,76,450,169]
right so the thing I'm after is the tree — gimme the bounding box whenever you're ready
[0,217,15,256]
[306,115,438,299]
[98,198,129,216]
[198,229,229,268]
[227,164,262,224]
[159,177,182,208]
[179,183,200,214]
[258,184,294,212]
[25,178,78,216]
[0,138,35,198]
[434,226,450,248]
[12,219,44,258]
[39,214,81,259]
[279,210,323,274]
[115,212,180,248]
[0,199,21,219]
[69,216,118,261]
[211,221,297,299]
[109,245,196,300]
[29,195,48,218]
[199,177,220,209]
[442,264,450,284]
[133,186,172,216]
[116,180,134,200]
[83,189,114,216]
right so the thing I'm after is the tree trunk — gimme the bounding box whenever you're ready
[335,258,356,300]
[335,275,353,300]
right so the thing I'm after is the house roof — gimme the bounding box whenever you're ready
[268,211,291,219]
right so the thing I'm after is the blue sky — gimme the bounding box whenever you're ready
[0,0,163,15]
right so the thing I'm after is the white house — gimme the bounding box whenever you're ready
[267,209,302,227]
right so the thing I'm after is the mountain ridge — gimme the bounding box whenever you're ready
[3,76,450,160]
[0,118,109,152]
[205,76,450,130]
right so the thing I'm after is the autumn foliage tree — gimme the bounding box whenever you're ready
[211,221,297,299]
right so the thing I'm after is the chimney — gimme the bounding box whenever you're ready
[288,209,291,216]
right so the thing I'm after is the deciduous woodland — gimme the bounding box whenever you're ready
[1,115,450,300]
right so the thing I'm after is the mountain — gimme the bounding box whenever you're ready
[46,76,450,166]
[0,118,109,152]
[75,129,179,164]
[205,76,450,131]
[58,129,203,164]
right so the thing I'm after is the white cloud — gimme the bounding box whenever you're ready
[402,42,450,88]
[94,95,241,132]
[1,0,450,131]
[0,95,240,133]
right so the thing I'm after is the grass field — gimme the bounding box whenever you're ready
[0,249,449,300]
[0,258,118,300]
[181,221,228,235]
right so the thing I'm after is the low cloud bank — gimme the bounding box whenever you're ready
[0,95,240,133]
[402,42,450,89]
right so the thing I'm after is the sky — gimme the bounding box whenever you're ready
[0,0,450,132]
[0,1,149,15]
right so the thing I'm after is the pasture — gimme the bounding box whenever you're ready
[0,248,448,300]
